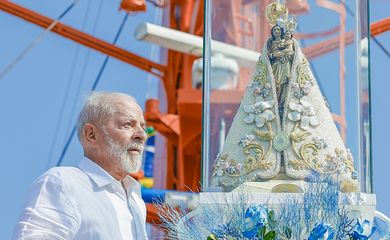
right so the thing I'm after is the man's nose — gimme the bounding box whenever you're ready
[132,126,147,142]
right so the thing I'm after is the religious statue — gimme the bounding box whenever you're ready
[268,25,295,120]
[211,2,359,192]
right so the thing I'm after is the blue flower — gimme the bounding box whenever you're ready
[308,222,334,240]
[350,219,376,240]
[242,205,268,238]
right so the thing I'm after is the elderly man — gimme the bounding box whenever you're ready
[13,92,148,239]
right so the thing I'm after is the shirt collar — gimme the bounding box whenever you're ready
[78,156,117,188]
[78,157,142,194]
[122,175,141,196]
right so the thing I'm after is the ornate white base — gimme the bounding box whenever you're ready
[199,191,376,222]
[232,180,306,193]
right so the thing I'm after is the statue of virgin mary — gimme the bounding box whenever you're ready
[211,2,358,192]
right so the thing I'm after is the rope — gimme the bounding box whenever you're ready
[0,0,80,80]
[55,13,129,167]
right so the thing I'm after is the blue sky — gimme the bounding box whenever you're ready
[370,0,390,220]
[0,0,158,237]
[0,0,389,239]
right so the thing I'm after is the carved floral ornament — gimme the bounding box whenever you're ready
[288,96,319,131]
[212,55,357,181]
[243,97,275,128]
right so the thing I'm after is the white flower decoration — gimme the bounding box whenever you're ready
[238,135,256,147]
[288,96,319,130]
[243,96,275,128]
[216,169,224,177]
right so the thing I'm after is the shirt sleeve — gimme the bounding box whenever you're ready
[13,172,80,240]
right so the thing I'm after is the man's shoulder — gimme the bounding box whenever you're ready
[23,167,88,207]
[34,166,86,188]
[44,166,83,178]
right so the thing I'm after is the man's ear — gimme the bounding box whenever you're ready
[83,123,98,146]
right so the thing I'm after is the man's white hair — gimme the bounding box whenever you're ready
[76,91,137,142]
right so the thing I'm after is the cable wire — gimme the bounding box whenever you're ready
[145,1,164,100]
[56,13,129,167]
[372,36,390,59]
[64,0,104,145]
[46,0,93,168]
[0,0,80,80]
[339,1,390,61]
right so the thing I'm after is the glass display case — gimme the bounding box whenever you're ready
[201,0,371,193]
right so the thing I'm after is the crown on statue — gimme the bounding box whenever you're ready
[265,2,288,26]
[266,1,297,33]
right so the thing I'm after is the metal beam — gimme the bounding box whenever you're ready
[0,0,166,78]
[1,1,388,72]
[303,17,390,59]
[371,17,390,37]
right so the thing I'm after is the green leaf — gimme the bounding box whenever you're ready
[207,234,217,240]
[268,210,275,220]
[267,210,277,229]
[257,226,267,237]
[264,230,276,240]
[283,226,292,239]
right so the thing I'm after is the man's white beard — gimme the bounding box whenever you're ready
[103,132,143,174]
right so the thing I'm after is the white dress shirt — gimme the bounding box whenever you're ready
[13,157,148,240]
